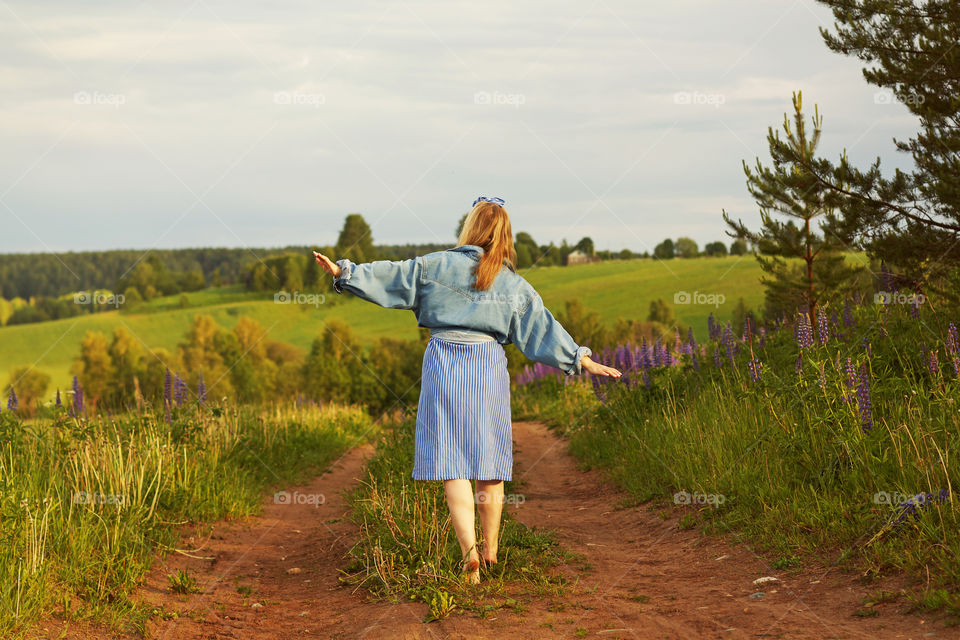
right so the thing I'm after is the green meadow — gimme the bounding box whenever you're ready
[0,256,772,397]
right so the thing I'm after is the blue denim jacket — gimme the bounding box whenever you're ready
[333,245,591,375]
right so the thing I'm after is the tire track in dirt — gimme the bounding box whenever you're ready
[41,422,941,639]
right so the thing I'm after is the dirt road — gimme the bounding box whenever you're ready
[40,422,940,639]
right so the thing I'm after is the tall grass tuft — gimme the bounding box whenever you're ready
[0,400,376,637]
[343,418,573,622]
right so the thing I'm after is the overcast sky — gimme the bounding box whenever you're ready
[0,0,921,255]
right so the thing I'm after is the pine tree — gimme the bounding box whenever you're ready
[724,92,863,319]
[804,1,960,294]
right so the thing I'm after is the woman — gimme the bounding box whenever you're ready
[313,196,620,584]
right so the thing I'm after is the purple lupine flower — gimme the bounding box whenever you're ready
[642,369,651,389]
[890,488,950,529]
[198,375,207,405]
[164,368,172,407]
[843,358,857,404]
[795,310,814,349]
[55,389,62,409]
[7,388,17,411]
[880,260,895,292]
[713,346,721,368]
[72,375,84,416]
[843,298,854,327]
[856,362,873,432]
[687,327,696,351]
[747,358,762,382]
[591,375,606,403]
[928,350,940,377]
[707,313,717,341]
[910,296,920,319]
[723,324,735,368]
[691,352,700,370]
[816,306,829,345]
[947,323,959,354]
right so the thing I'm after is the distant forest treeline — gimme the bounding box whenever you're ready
[0,243,450,300]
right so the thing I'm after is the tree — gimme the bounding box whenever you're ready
[808,1,960,295]
[4,367,50,417]
[729,239,748,256]
[724,92,863,319]
[653,239,675,260]
[72,331,115,411]
[704,241,728,257]
[674,237,699,258]
[514,232,539,268]
[455,213,468,240]
[618,249,633,260]
[647,298,675,325]
[574,237,595,257]
[335,214,375,263]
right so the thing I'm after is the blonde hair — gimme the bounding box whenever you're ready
[457,201,518,291]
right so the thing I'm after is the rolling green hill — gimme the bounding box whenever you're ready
[0,256,774,396]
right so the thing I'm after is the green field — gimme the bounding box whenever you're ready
[0,256,771,397]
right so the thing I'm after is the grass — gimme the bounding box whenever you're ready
[0,401,377,637]
[342,416,579,621]
[512,296,959,622]
[0,256,773,399]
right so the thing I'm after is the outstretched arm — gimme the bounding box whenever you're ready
[313,250,420,310]
[510,292,621,377]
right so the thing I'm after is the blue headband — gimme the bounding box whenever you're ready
[473,196,505,207]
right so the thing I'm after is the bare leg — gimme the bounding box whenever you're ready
[475,480,504,565]
[443,479,480,583]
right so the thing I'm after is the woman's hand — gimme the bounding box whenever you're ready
[581,355,621,378]
[313,251,342,278]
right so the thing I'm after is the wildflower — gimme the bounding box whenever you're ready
[856,362,873,432]
[55,389,62,409]
[817,306,829,345]
[591,375,606,403]
[6,388,17,411]
[642,370,651,389]
[723,325,735,368]
[707,313,718,341]
[948,323,959,355]
[198,374,207,405]
[748,358,762,382]
[843,298,854,327]
[713,346,721,368]
[928,350,940,377]
[890,488,950,529]
[72,375,84,416]
[164,368,172,407]
[844,358,856,403]
[818,361,826,393]
[687,327,696,351]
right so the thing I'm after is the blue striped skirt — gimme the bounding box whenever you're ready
[412,337,512,481]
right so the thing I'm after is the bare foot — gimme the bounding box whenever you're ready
[462,557,480,584]
[479,542,498,566]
